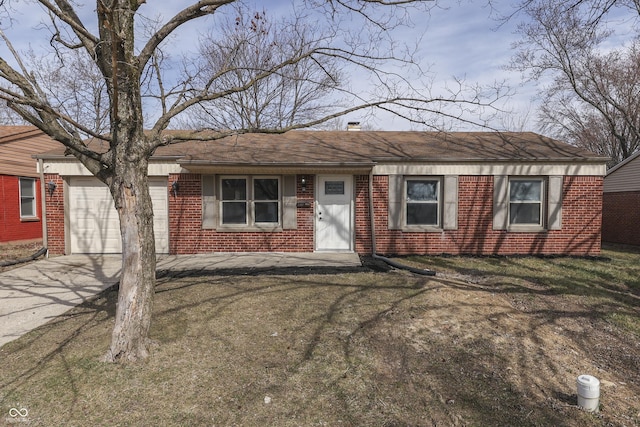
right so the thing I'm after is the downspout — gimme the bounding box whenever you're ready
[368,169,435,276]
[38,158,48,257]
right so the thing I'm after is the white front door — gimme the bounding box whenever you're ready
[315,175,353,252]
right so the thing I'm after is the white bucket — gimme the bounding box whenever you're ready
[576,375,600,412]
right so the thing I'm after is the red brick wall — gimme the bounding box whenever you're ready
[45,172,603,256]
[370,175,603,256]
[0,174,44,243]
[44,174,65,253]
[602,191,640,246]
[355,175,373,254]
[169,174,315,253]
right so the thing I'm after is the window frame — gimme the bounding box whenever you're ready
[218,175,281,229]
[507,177,545,231]
[19,177,37,219]
[403,176,443,230]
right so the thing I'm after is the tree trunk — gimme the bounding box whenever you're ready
[103,159,157,363]
[93,0,159,363]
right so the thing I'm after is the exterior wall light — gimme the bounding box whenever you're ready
[171,180,179,197]
[47,180,57,196]
[301,176,307,192]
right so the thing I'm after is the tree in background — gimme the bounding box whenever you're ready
[178,5,343,130]
[26,48,111,134]
[0,0,501,363]
[509,0,640,167]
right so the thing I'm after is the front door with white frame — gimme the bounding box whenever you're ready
[315,175,353,252]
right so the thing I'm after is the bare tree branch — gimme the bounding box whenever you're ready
[38,0,99,52]
[136,0,234,73]
[508,0,640,165]
[0,0,503,363]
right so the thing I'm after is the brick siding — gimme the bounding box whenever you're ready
[169,174,315,253]
[45,173,603,256]
[368,175,602,256]
[0,174,43,243]
[602,191,640,246]
[43,174,65,253]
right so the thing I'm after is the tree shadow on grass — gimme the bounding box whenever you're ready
[150,267,634,426]
[1,255,638,426]
[403,248,640,308]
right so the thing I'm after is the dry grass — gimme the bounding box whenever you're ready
[0,241,45,273]
[1,245,639,426]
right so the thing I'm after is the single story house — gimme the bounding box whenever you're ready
[36,131,608,256]
[0,126,63,243]
[602,150,640,246]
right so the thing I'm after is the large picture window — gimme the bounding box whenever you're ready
[19,177,36,218]
[509,179,543,226]
[406,178,440,226]
[220,176,280,226]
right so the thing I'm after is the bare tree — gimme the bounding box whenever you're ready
[0,48,109,129]
[178,5,344,130]
[0,101,24,123]
[24,48,110,135]
[0,0,500,363]
[536,40,640,166]
[508,0,640,166]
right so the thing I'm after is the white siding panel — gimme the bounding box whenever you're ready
[43,160,183,176]
[375,162,606,177]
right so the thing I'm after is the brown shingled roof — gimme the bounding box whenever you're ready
[35,131,606,166]
[168,131,606,166]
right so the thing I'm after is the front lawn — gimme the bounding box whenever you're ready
[1,245,639,426]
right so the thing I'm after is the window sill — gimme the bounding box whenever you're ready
[216,225,283,233]
[507,225,546,233]
[401,225,443,233]
[20,217,40,223]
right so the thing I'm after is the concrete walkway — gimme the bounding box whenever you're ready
[0,253,361,348]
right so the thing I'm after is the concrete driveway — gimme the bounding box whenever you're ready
[0,255,122,348]
[0,252,362,348]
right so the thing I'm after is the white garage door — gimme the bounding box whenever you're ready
[69,177,169,254]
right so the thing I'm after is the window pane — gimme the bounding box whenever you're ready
[20,178,35,198]
[222,202,247,224]
[325,181,344,195]
[254,179,278,200]
[19,178,35,217]
[407,203,438,225]
[21,198,35,217]
[222,179,246,200]
[510,181,541,202]
[255,202,278,222]
[510,203,541,224]
[407,181,438,202]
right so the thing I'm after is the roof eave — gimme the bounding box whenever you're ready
[372,157,610,163]
[178,160,376,167]
[179,160,376,175]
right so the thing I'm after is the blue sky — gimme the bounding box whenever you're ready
[0,1,598,132]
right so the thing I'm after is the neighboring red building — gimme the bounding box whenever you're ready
[36,131,608,256]
[602,151,640,246]
[0,126,62,244]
